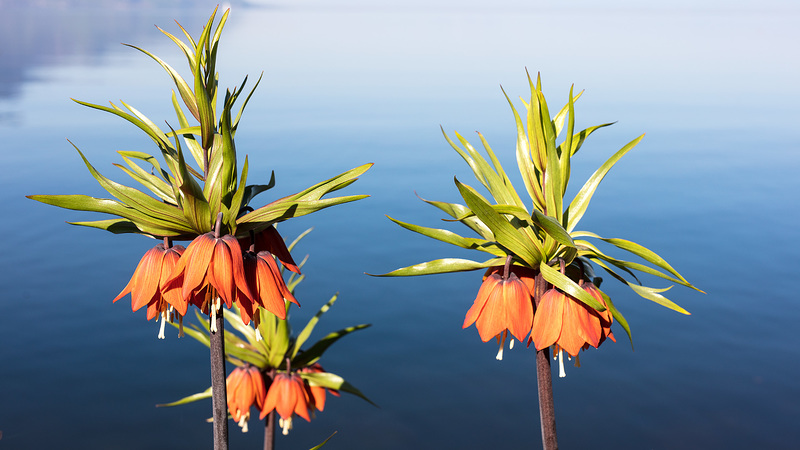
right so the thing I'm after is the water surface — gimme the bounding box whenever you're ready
[1,1,799,448]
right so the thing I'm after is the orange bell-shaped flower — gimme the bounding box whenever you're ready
[243,226,301,274]
[114,243,185,338]
[261,372,312,435]
[163,232,253,316]
[226,365,267,433]
[299,363,340,413]
[463,267,534,343]
[241,250,300,322]
[530,284,615,358]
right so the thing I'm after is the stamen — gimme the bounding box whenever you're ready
[495,330,508,361]
[210,297,222,333]
[509,338,515,350]
[279,417,293,435]
[158,311,167,340]
[178,314,184,338]
[238,415,249,433]
[558,348,566,378]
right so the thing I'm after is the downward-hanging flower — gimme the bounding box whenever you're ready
[260,372,312,435]
[113,243,185,338]
[242,250,299,322]
[226,365,266,433]
[246,226,301,274]
[530,283,616,375]
[163,232,254,318]
[300,364,340,413]
[463,263,534,344]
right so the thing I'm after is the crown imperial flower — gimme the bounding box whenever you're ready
[463,265,534,344]
[226,365,266,433]
[260,372,312,435]
[163,232,254,317]
[113,243,186,338]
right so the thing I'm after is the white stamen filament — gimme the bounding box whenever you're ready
[238,414,249,433]
[509,339,515,350]
[158,311,167,339]
[495,330,508,361]
[279,417,293,435]
[558,348,566,378]
[210,297,222,333]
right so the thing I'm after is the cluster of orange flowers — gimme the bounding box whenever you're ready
[227,364,338,434]
[463,264,615,372]
[114,226,298,338]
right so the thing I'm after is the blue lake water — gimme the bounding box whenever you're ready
[1,0,799,448]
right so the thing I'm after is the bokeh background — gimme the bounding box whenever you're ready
[1,0,798,448]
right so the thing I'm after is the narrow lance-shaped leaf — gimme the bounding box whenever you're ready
[566,134,644,232]
[298,371,377,407]
[372,257,505,277]
[577,231,701,292]
[419,196,493,240]
[170,92,205,168]
[456,179,543,266]
[28,194,194,236]
[598,290,633,347]
[539,261,605,311]
[502,86,540,209]
[124,43,199,122]
[292,324,371,368]
[72,144,188,227]
[292,294,338,360]
[168,123,212,232]
[386,216,505,257]
[156,387,212,408]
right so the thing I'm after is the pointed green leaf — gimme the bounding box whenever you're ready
[157,386,212,407]
[539,261,605,311]
[371,257,504,277]
[298,371,377,407]
[292,294,338,360]
[566,134,644,232]
[292,324,371,367]
[387,216,504,256]
[456,179,542,266]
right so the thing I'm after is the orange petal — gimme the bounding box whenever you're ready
[559,296,589,357]
[182,233,215,301]
[210,238,235,308]
[503,274,534,342]
[255,254,289,319]
[463,275,500,330]
[131,246,165,312]
[474,282,507,342]
[531,289,565,351]
[249,367,267,411]
[224,235,254,303]
[258,226,300,274]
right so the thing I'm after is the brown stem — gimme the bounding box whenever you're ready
[214,212,224,239]
[210,309,229,450]
[534,272,558,449]
[502,254,513,280]
[263,369,276,450]
[263,409,275,450]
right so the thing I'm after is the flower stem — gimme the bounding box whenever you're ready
[263,369,276,450]
[534,272,558,449]
[210,307,229,450]
[263,410,275,450]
